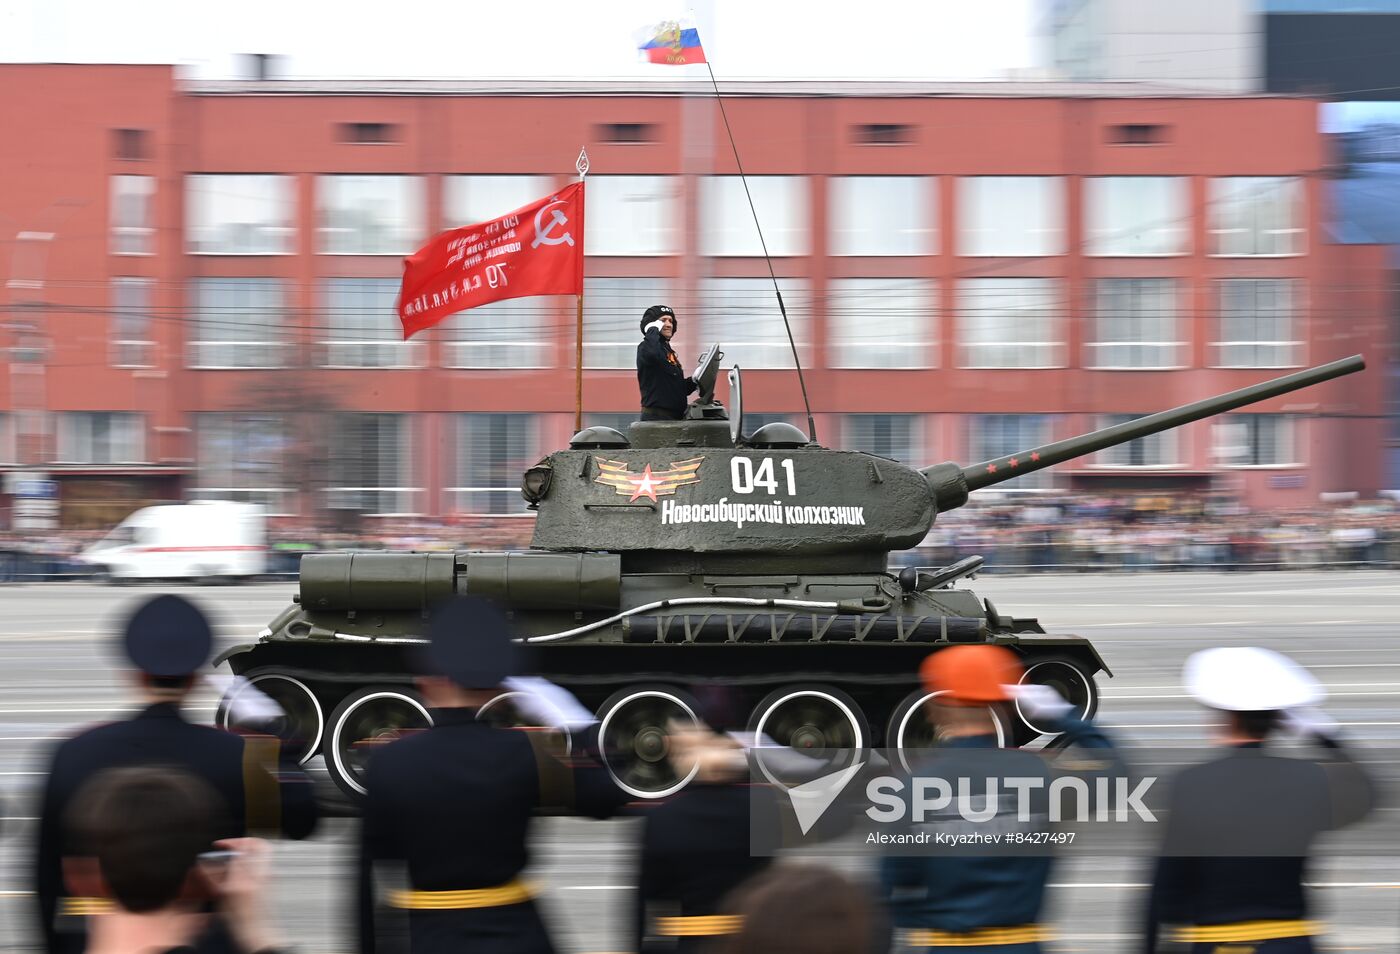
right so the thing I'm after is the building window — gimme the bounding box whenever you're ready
[1085,177,1188,256]
[189,279,286,369]
[443,175,553,227]
[451,414,537,516]
[967,414,1051,489]
[700,278,810,370]
[829,177,934,256]
[444,298,551,369]
[1108,124,1168,146]
[827,278,934,369]
[318,175,424,255]
[700,176,808,257]
[584,277,672,369]
[958,278,1064,369]
[110,175,155,255]
[853,123,914,145]
[321,278,421,368]
[56,412,145,464]
[1089,279,1182,369]
[1094,414,1178,467]
[1213,279,1302,368]
[327,413,418,515]
[339,122,398,144]
[193,413,293,513]
[0,413,14,464]
[111,278,154,368]
[843,414,920,463]
[186,175,294,255]
[958,177,1064,257]
[1219,414,1300,467]
[597,122,658,144]
[113,129,150,161]
[585,175,679,256]
[1209,177,1304,256]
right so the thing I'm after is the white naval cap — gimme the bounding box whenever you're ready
[1184,646,1324,711]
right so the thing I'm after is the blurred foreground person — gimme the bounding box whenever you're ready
[880,646,1118,953]
[712,864,884,954]
[357,596,626,954]
[35,595,318,954]
[1144,647,1375,954]
[633,689,777,953]
[64,767,281,954]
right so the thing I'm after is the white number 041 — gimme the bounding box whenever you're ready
[730,457,797,495]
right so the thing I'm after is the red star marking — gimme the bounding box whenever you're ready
[1008,457,1020,468]
[1030,451,1040,462]
[628,465,660,502]
[986,463,997,474]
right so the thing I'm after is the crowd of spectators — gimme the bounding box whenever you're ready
[1,494,1397,580]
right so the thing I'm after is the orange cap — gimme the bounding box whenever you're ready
[919,645,1023,705]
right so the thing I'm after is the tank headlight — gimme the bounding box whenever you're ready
[520,464,553,506]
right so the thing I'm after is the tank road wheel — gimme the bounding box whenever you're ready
[1014,657,1099,743]
[597,686,700,800]
[749,685,867,786]
[476,689,574,757]
[885,689,1008,773]
[325,686,433,800]
[216,671,325,766]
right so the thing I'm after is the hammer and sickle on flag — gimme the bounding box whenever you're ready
[594,458,704,502]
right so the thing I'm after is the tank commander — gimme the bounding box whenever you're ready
[637,304,697,421]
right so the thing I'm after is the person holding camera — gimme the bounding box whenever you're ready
[34,595,318,954]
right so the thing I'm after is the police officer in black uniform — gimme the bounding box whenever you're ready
[637,305,697,421]
[1143,647,1374,954]
[33,594,319,954]
[357,596,626,954]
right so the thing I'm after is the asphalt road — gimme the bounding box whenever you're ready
[0,572,1397,952]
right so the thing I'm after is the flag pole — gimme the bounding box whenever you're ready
[574,147,589,434]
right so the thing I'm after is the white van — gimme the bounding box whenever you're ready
[80,501,267,582]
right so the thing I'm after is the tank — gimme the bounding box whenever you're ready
[217,350,1366,799]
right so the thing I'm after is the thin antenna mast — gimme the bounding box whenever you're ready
[703,61,817,442]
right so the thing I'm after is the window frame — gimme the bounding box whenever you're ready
[188,278,289,370]
[110,174,156,257]
[1084,176,1189,258]
[1086,278,1186,371]
[111,277,156,369]
[826,278,935,369]
[956,277,1065,370]
[185,174,295,256]
[699,175,809,258]
[1208,176,1306,258]
[828,176,936,257]
[319,278,424,369]
[447,412,540,517]
[317,174,425,256]
[957,176,1065,258]
[1211,278,1305,370]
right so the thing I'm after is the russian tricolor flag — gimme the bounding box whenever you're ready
[636,18,706,66]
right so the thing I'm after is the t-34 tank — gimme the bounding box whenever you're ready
[218,350,1365,799]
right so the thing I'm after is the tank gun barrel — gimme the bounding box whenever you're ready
[921,355,1364,512]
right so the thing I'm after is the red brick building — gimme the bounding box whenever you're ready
[0,65,1388,529]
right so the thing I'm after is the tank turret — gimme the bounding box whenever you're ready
[219,352,1365,802]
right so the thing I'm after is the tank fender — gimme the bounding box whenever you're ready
[213,643,260,667]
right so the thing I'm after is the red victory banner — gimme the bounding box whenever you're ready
[397,181,585,339]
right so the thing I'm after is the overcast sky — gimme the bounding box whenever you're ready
[0,0,1039,81]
